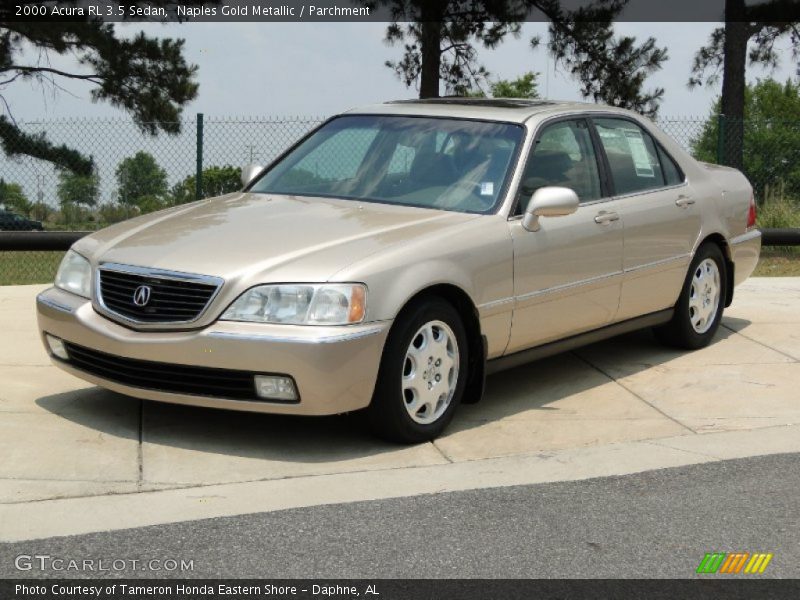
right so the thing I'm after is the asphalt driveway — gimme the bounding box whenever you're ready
[2,453,798,579]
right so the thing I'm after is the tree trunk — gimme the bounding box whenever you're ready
[720,0,747,170]
[418,19,442,98]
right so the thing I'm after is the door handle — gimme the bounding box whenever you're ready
[676,195,696,208]
[594,211,620,225]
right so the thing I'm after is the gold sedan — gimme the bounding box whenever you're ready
[37,99,761,442]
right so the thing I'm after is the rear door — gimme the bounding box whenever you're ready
[507,117,624,353]
[591,117,700,320]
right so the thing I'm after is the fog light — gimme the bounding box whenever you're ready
[254,375,298,401]
[45,334,69,360]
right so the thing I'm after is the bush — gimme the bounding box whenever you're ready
[97,203,140,225]
[758,198,800,255]
[757,198,800,229]
[52,204,93,228]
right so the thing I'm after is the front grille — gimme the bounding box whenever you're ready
[98,267,220,324]
[62,342,260,400]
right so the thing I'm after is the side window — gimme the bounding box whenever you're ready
[515,119,602,214]
[594,118,666,195]
[657,145,684,186]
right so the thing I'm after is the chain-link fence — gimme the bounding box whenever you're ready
[0,115,325,284]
[0,115,324,229]
[1,114,798,284]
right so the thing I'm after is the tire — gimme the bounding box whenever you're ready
[654,243,727,350]
[367,298,468,443]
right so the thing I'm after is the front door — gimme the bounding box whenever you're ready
[507,118,624,354]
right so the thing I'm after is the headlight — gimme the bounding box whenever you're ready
[221,284,366,325]
[54,250,92,298]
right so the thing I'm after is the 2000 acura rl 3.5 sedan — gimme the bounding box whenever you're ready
[37,99,761,443]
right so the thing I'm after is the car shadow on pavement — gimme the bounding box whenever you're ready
[36,391,384,460]
[448,321,750,433]
[33,321,750,470]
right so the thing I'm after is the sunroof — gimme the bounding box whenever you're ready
[388,98,556,109]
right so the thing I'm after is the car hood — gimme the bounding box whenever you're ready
[76,192,476,283]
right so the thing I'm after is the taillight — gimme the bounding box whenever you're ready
[746,193,757,230]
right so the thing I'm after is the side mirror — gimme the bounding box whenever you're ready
[522,186,579,232]
[241,164,264,188]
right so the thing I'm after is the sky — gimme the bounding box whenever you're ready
[1,19,797,208]
[3,21,798,123]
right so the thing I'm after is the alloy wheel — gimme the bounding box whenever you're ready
[401,320,460,425]
[689,258,721,334]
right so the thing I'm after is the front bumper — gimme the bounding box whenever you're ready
[36,287,391,416]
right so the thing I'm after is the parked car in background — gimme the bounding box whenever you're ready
[0,210,43,231]
[37,99,761,443]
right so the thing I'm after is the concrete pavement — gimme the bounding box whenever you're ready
[1,279,799,541]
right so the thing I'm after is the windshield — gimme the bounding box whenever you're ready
[250,115,524,214]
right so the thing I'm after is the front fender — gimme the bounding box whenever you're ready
[332,215,515,358]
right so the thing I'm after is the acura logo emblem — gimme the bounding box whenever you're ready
[133,285,152,307]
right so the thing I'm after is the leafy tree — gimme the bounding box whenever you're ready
[0,178,30,214]
[693,79,800,201]
[0,1,214,174]
[56,170,99,208]
[170,165,242,205]
[375,1,667,116]
[115,152,168,207]
[489,72,540,99]
[379,0,528,97]
[468,72,540,98]
[689,0,800,169]
[544,12,667,117]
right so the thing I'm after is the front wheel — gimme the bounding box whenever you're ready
[367,298,468,443]
[654,243,727,350]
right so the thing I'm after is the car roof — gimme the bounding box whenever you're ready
[343,98,635,124]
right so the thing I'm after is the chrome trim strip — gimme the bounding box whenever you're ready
[601,181,689,203]
[93,263,224,329]
[516,270,622,303]
[98,262,224,284]
[731,229,762,245]
[623,253,691,275]
[478,297,514,311]
[36,294,75,314]
[206,326,386,345]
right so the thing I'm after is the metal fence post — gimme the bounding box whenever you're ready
[716,113,725,165]
[195,113,204,201]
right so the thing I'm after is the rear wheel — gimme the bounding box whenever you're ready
[654,243,727,349]
[367,298,468,443]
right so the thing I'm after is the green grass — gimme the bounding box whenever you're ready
[754,248,800,277]
[0,251,65,285]
[757,198,800,229]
